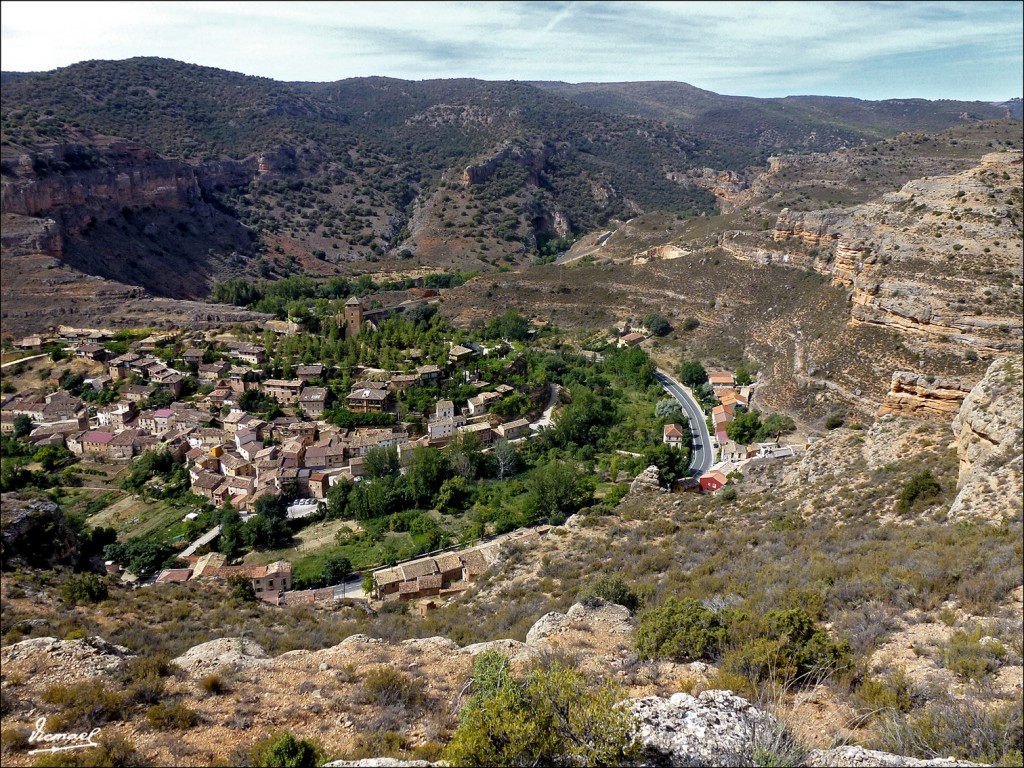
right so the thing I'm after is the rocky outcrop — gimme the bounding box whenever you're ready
[1,141,207,238]
[0,495,81,570]
[631,690,984,767]
[630,464,664,494]
[525,597,635,646]
[772,208,844,250]
[0,636,133,689]
[877,371,973,420]
[462,141,552,186]
[948,354,1024,520]
[171,637,272,674]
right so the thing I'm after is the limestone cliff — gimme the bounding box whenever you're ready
[948,354,1024,520]
[767,152,1022,354]
[877,371,973,420]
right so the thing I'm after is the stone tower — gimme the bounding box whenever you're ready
[344,297,363,340]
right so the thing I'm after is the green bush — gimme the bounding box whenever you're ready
[896,471,942,514]
[578,574,642,612]
[874,694,1023,766]
[360,666,425,709]
[41,681,128,731]
[31,735,146,767]
[635,597,730,661]
[145,701,197,730]
[444,656,639,766]
[941,625,1007,681]
[59,573,108,606]
[249,732,322,768]
[853,669,918,717]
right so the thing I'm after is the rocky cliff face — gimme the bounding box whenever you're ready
[1,139,206,239]
[0,495,80,570]
[877,371,973,420]
[461,141,552,186]
[948,354,1024,521]
[768,152,1023,355]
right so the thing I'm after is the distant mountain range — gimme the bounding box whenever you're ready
[1,57,1019,318]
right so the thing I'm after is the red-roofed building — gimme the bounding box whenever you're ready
[82,431,114,455]
[663,423,687,449]
[699,470,729,493]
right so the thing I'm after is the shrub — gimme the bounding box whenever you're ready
[941,626,1007,681]
[443,657,639,766]
[853,669,918,717]
[896,471,942,514]
[874,694,1023,766]
[201,673,226,695]
[635,597,730,661]
[360,666,425,709]
[228,575,257,602]
[31,735,146,767]
[59,573,109,606]
[824,412,845,430]
[578,575,642,612]
[41,681,127,731]
[145,702,197,730]
[249,732,322,768]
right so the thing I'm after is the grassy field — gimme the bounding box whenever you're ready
[86,495,194,545]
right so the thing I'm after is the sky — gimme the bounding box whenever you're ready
[1,1,1021,101]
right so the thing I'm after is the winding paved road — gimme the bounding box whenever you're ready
[655,369,714,476]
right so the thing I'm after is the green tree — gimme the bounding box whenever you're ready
[579,575,641,612]
[33,444,71,471]
[635,597,730,661]
[677,360,708,389]
[654,398,683,422]
[726,410,763,445]
[321,554,352,585]
[755,413,795,441]
[896,471,942,515]
[643,312,672,336]
[527,460,593,524]
[13,414,33,438]
[364,445,400,479]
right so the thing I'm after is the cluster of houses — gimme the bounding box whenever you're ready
[370,526,547,603]
[3,323,541,516]
[153,552,292,599]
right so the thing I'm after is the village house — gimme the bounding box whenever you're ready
[448,345,475,365]
[121,384,156,403]
[303,440,348,470]
[261,379,303,404]
[74,342,107,361]
[295,364,324,382]
[107,429,159,460]
[198,362,231,382]
[708,371,736,391]
[298,387,329,418]
[189,552,292,599]
[466,391,502,417]
[494,418,530,441]
[191,471,226,501]
[182,348,206,366]
[347,388,390,413]
[106,353,141,380]
[226,342,266,366]
[458,421,494,445]
[138,408,175,433]
[699,469,729,493]
[388,374,418,392]
[416,364,442,384]
[663,423,687,449]
[81,430,115,456]
[619,332,646,348]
